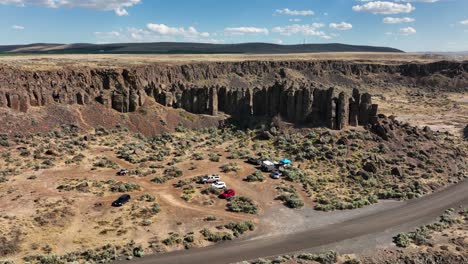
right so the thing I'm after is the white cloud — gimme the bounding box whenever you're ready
[329,22,353,30]
[460,20,468,25]
[94,31,121,38]
[395,0,438,2]
[272,23,331,39]
[383,17,415,24]
[400,26,417,35]
[275,8,314,16]
[0,0,140,16]
[353,1,415,14]
[224,27,269,36]
[11,25,24,30]
[274,39,283,44]
[93,24,222,43]
[146,24,210,38]
[289,18,302,22]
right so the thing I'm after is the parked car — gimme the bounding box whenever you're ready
[271,170,283,179]
[112,194,131,207]
[116,169,128,176]
[212,181,227,189]
[261,160,276,172]
[201,174,221,183]
[247,157,262,166]
[220,189,236,199]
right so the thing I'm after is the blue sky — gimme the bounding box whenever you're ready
[1,0,468,52]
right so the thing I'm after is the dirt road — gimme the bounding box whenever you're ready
[116,179,468,264]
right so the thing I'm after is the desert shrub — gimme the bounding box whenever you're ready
[162,233,182,246]
[164,166,183,178]
[181,186,195,201]
[244,171,265,182]
[0,230,20,256]
[393,232,411,247]
[204,215,217,221]
[344,259,362,264]
[296,251,337,264]
[220,163,240,173]
[192,153,204,160]
[175,124,187,133]
[201,186,222,196]
[138,194,156,202]
[184,233,195,243]
[200,229,233,242]
[34,254,63,264]
[174,180,190,188]
[109,182,140,192]
[227,196,258,214]
[225,221,255,237]
[151,176,168,184]
[277,194,304,209]
[141,220,152,226]
[93,156,118,169]
[208,153,221,162]
[283,167,305,183]
[133,246,144,258]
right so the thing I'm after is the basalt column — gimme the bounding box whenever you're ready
[358,93,372,126]
[209,86,218,116]
[349,88,360,126]
[336,92,349,130]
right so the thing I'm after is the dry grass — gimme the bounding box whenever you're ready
[0,52,464,70]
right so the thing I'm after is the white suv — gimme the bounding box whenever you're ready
[202,174,221,183]
[211,181,227,189]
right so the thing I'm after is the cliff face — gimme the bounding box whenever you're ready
[150,83,376,129]
[0,60,466,130]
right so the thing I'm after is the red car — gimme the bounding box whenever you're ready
[220,189,236,199]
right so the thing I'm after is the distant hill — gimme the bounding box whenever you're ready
[0,42,403,54]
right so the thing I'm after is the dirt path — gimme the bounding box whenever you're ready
[158,193,255,222]
[117,179,468,264]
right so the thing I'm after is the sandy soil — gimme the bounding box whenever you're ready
[375,91,468,136]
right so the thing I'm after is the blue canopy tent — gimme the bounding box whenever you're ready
[280,159,292,165]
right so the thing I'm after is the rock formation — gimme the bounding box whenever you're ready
[0,60,466,130]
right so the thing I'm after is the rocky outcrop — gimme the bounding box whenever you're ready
[148,82,377,129]
[0,60,466,128]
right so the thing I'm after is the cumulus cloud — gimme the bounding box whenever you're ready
[272,23,331,39]
[146,24,210,38]
[0,0,140,16]
[353,1,415,14]
[383,17,415,23]
[329,22,353,30]
[11,25,24,30]
[94,31,122,38]
[394,0,438,2]
[93,24,222,43]
[289,18,302,22]
[460,20,468,25]
[224,27,269,36]
[275,8,314,16]
[399,26,417,35]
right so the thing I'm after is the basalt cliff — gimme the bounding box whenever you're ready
[0,60,467,134]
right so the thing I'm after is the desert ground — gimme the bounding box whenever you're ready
[0,53,467,264]
[0,52,467,70]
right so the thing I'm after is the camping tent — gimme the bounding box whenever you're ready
[280,159,292,165]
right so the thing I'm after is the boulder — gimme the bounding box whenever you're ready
[363,162,378,173]
[391,167,404,178]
